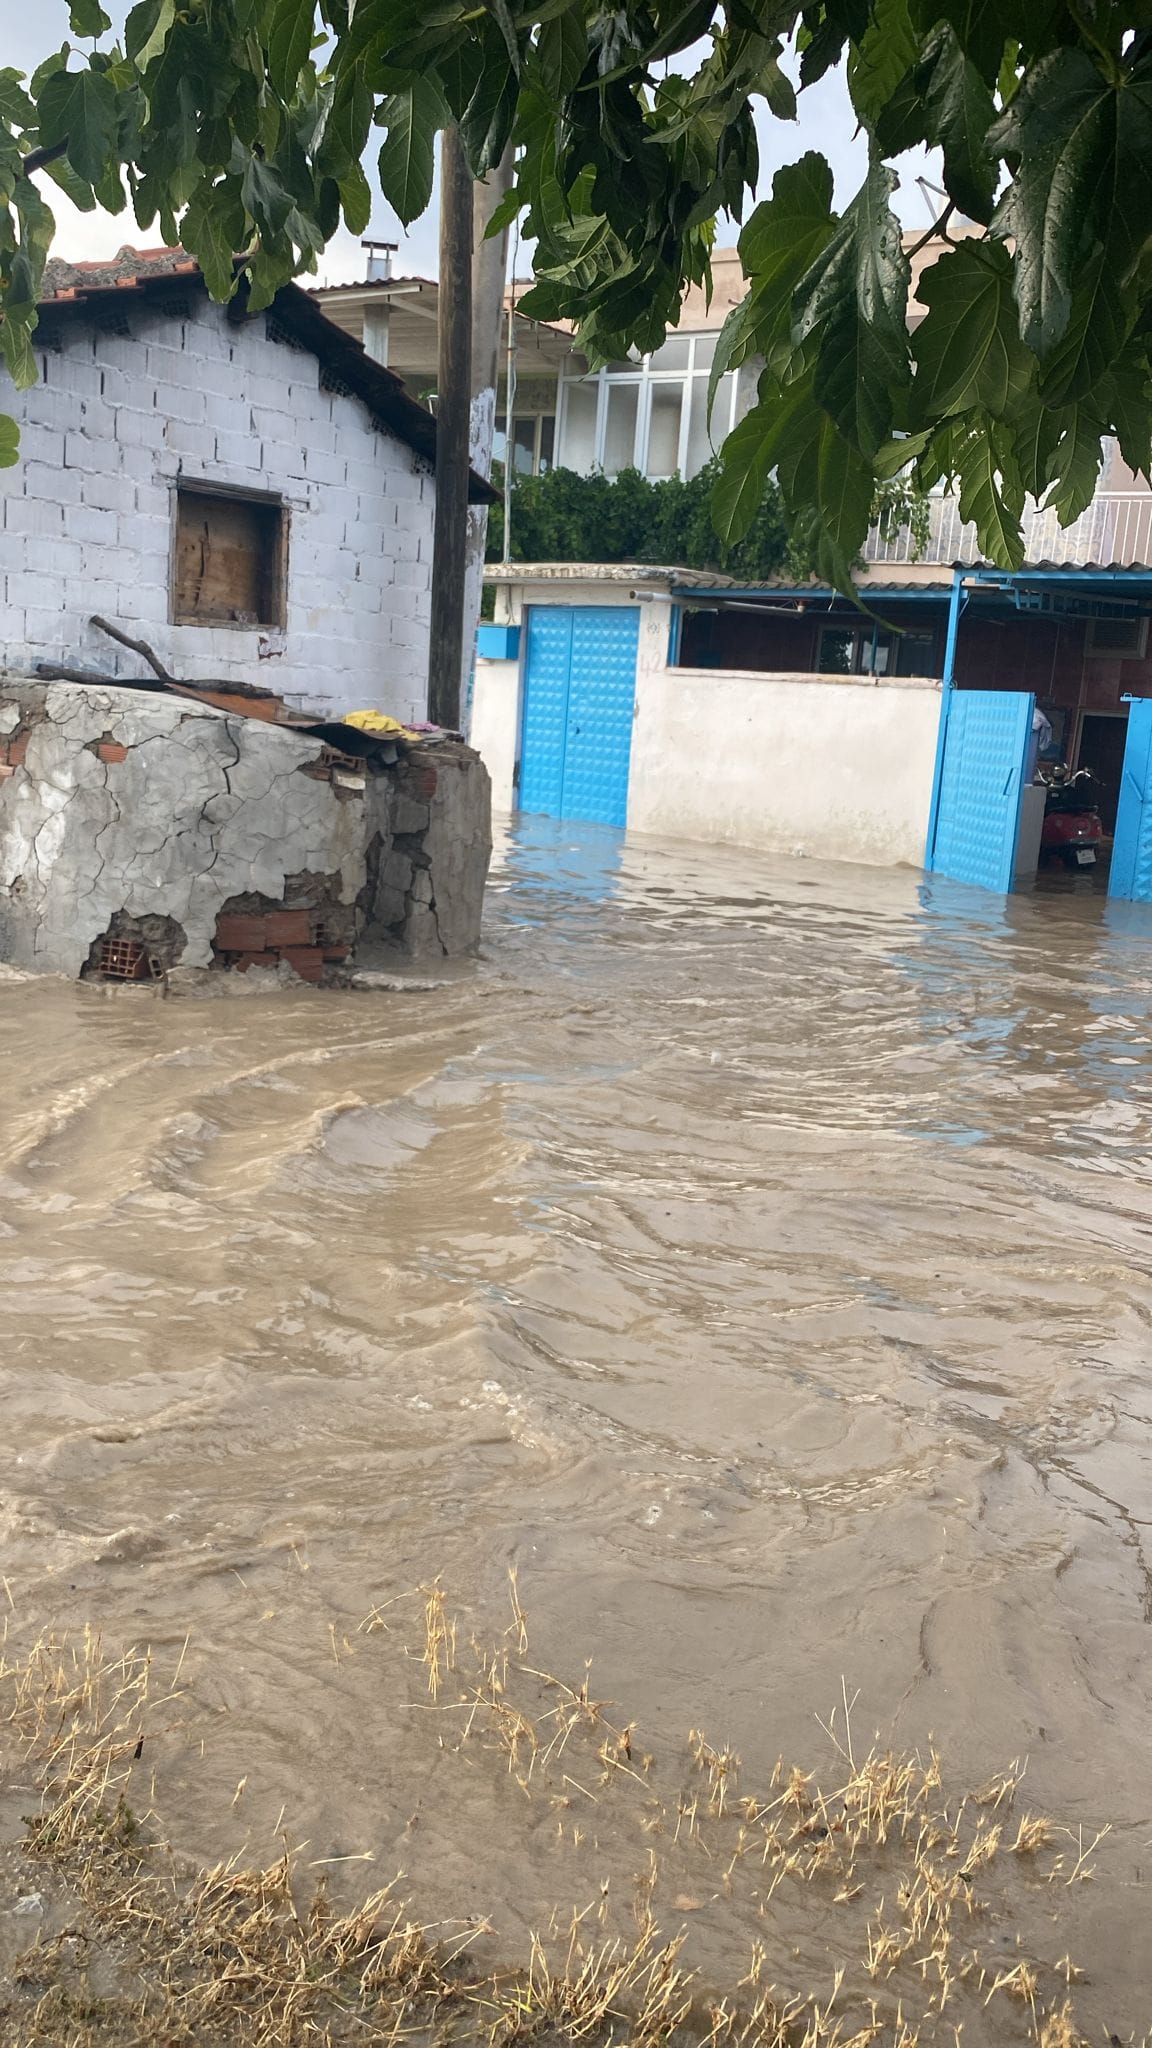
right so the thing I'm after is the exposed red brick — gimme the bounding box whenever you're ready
[263,908,312,947]
[7,733,27,767]
[214,914,267,952]
[0,763,14,782]
[97,741,129,765]
[280,946,326,984]
[99,936,150,980]
[408,763,438,799]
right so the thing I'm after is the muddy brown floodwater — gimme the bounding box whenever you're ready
[2,821,1152,2038]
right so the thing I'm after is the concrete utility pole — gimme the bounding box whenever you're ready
[428,127,473,731]
[460,148,516,711]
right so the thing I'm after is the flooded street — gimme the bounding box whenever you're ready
[3,822,1152,2038]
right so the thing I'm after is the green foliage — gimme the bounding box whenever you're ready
[0,2,1151,576]
[486,462,790,576]
[485,461,928,582]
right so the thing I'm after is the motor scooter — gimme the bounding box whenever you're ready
[1039,765,1104,870]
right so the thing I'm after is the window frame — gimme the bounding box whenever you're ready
[557,334,741,482]
[169,479,289,632]
[496,412,558,477]
[817,618,939,679]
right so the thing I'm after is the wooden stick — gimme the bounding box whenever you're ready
[36,663,164,690]
[89,615,175,682]
[87,616,278,699]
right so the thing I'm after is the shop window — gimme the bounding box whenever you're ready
[173,486,286,628]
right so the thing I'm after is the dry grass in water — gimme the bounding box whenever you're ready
[0,1584,1120,2047]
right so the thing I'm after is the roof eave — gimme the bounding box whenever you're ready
[36,261,498,507]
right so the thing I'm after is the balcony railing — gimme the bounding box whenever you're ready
[864,491,1152,570]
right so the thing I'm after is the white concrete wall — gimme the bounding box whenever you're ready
[629,665,940,867]
[469,656,520,811]
[0,298,433,721]
[472,577,942,868]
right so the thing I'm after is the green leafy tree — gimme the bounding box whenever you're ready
[2,2,1150,581]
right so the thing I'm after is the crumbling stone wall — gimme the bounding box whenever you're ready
[364,745,491,958]
[0,680,490,978]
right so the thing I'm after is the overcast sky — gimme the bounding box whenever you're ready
[9,6,941,286]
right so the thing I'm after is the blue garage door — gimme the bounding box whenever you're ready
[1110,698,1152,900]
[518,606,640,826]
[927,689,1034,891]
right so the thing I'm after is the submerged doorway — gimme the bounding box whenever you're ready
[518,606,640,828]
[1077,712,1129,835]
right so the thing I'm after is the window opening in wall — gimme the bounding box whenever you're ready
[818,624,894,674]
[172,485,287,628]
[1086,613,1148,658]
[818,620,938,678]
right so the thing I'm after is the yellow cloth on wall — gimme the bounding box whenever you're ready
[343,710,414,737]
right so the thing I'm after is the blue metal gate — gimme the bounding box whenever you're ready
[518,606,640,827]
[927,689,1035,891]
[1109,698,1152,900]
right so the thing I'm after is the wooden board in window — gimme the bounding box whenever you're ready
[173,488,286,628]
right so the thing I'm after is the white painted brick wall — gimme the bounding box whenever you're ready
[0,297,435,719]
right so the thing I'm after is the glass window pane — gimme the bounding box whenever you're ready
[648,335,692,370]
[689,334,717,370]
[603,383,639,473]
[895,627,937,676]
[819,627,855,674]
[859,629,894,675]
[538,415,555,472]
[492,426,507,466]
[561,381,599,472]
[734,362,758,426]
[646,381,683,476]
[511,416,536,475]
[684,376,722,478]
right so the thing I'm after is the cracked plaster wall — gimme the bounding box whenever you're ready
[0,299,433,722]
[0,682,368,976]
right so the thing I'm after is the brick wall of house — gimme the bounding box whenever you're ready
[0,298,434,722]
